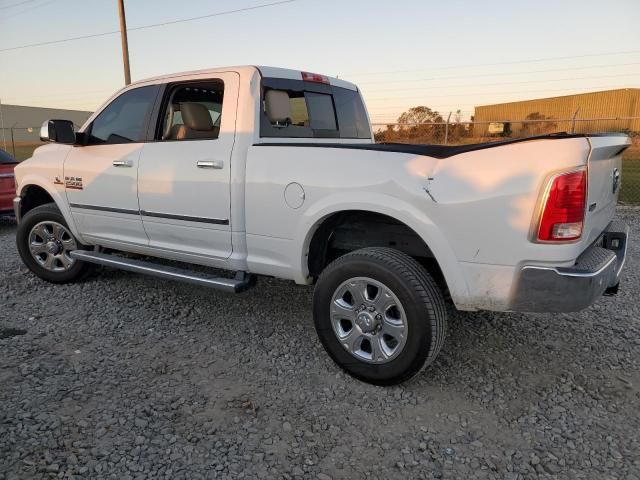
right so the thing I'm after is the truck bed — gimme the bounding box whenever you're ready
[256,132,630,159]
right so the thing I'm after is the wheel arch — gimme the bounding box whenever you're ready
[17,179,82,241]
[300,205,469,305]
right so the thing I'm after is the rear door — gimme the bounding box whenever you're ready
[137,73,238,259]
[0,149,17,212]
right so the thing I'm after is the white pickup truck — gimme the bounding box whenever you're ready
[13,66,630,385]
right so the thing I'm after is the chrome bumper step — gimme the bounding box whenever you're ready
[69,250,256,293]
[509,221,629,313]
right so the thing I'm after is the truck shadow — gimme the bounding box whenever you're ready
[75,219,636,407]
[90,266,561,383]
[0,216,17,230]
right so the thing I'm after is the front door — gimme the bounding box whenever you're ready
[137,73,238,259]
[65,85,159,247]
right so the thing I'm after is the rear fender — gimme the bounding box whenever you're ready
[294,193,471,308]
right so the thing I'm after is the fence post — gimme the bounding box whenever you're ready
[444,112,452,145]
[0,98,6,151]
[571,108,580,134]
[10,127,16,158]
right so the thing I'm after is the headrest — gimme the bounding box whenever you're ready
[265,90,291,124]
[180,102,214,131]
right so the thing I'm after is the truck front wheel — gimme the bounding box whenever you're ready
[313,247,447,385]
[16,203,92,284]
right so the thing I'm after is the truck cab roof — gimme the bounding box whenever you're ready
[130,65,358,92]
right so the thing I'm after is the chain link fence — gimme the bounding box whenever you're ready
[373,117,640,204]
[0,126,43,162]
[2,118,639,204]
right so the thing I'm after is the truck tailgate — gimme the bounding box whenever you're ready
[584,134,631,244]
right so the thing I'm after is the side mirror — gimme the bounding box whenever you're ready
[40,119,76,144]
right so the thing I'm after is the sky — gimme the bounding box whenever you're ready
[1,0,639,123]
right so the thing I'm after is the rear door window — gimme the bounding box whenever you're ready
[157,81,225,141]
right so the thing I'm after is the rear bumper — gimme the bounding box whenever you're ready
[510,220,629,312]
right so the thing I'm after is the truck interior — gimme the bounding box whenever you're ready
[161,82,224,141]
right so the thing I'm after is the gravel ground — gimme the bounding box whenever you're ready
[1,210,639,480]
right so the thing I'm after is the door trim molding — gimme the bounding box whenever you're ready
[69,202,229,225]
[140,210,229,225]
[70,203,139,215]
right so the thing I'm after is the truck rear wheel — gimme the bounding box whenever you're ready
[313,247,447,385]
[16,203,92,284]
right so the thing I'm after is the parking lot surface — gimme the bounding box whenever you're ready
[1,211,639,480]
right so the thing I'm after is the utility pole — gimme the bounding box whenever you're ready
[117,0,131,85]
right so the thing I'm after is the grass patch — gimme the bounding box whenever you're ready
[620,147,640,204]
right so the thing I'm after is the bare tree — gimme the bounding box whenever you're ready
[521,112,558,136]
[397,106,444,125]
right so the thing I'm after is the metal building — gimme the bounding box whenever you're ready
[0,104,92,144]
[473,88,640,136]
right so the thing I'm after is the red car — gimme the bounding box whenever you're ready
[0,149,17,215]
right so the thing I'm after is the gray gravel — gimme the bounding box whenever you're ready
[1,210,639,480]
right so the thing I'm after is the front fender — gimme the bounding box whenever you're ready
[293,192,470,306]
[17,175,85,243]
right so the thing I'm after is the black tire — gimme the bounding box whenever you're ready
[16,203,92,284]
[313,247,447,386]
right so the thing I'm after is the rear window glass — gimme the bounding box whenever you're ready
[288,94,309,126]
[333,88,370,139]
[260,78,370,139]
[306,92,337,130]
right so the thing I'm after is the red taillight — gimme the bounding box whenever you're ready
[301,71,329,84]
[537,169,587,242]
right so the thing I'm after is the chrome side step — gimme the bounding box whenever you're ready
[70,250,256,293]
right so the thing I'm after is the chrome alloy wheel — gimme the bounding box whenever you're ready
[28,221,77,272]
[330,277,408,364]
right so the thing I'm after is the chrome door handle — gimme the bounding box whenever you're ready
[113,159,133,167]
[197,160,224,169]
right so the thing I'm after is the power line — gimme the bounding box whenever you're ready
[0,0,55,22]
[0,89,115,102]
[354,62,640,86]
[363,84,637,106]
[0,0,37,10]
[342,50,640,77]
[361,73,640,96]
[5,73,637,108]
[0,0,300,53]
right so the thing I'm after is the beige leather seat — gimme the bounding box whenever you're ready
[264,90,291,125]
[169,102,219,140]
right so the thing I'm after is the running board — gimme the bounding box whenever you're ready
[70,250,256,293]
